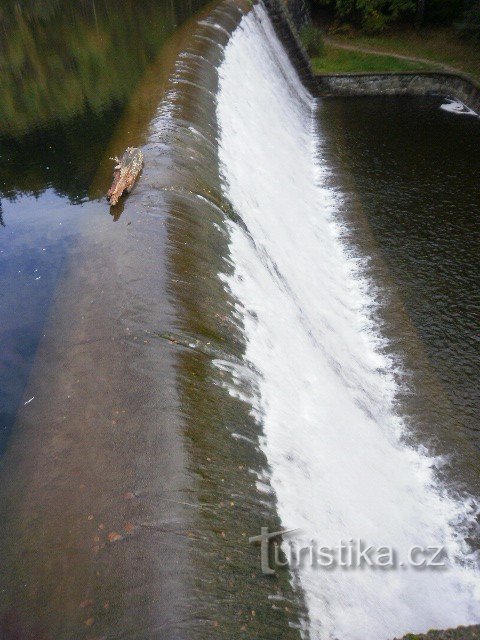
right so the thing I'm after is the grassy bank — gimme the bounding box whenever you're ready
[312,44,435,74]
[310,27,480,82]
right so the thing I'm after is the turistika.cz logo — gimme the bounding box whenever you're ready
[249,527,447,575]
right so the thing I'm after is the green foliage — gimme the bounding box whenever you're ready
[311,0,468,27]
[312,0,415,30]
[300,24,325,56]
[361,9,388,32]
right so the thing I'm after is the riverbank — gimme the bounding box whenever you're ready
[313,43,435,73]
[310,27,480,82]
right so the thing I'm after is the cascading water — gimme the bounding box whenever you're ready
[216,4,480,639]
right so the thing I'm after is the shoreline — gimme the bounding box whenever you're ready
[280,0,480,112]
[315,70,480,114]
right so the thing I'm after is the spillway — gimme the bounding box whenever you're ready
[215,4,480,639]
[0,1,478,638]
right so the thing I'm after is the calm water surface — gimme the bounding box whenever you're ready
[0,0,207,454]
[320,95,480,482]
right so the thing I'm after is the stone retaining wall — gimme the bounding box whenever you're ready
[285,0,310,29]
[261,0,317,92]
[316,71,480,113]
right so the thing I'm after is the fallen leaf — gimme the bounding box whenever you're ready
[107,532,122,543]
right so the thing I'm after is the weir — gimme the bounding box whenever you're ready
[0,1,478,639]
[216,3,480,638]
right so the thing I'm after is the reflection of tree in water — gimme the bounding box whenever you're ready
[0,103,122,204]
[0,0,207,203]
[0,200,4,228]
[0,0,206,136]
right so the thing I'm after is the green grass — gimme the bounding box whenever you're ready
[312,44,435,74]
[327,28,480,82]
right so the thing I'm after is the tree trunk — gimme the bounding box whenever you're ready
[107,147,143,206]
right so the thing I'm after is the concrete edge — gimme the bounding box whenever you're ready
[260,0,318,92]
[314,71,480,113]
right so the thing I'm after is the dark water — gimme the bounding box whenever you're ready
[319,96,480,487]
[0,0,207,454]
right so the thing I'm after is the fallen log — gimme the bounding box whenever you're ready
[107,147,143,206]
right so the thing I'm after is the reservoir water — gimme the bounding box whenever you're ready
[0,0,207,455]
[0,1,479,638]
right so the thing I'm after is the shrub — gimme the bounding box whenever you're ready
[300,24,325,57]
[310,0,416,30]
[362,9,388,32]
[424,0,464,24]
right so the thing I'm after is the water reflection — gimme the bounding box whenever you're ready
[0,0,207,456]
[0,0,205,137]
[0,0,206,203]
[0,105,122,203]
[0,191,80,454]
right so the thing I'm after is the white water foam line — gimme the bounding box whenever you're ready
[440,98,479,117]
[216,4,480,639]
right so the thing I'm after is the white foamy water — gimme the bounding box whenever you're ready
[440,98,479,117]
[216,5,480,639]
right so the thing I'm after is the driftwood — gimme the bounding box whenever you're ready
[107,147,143,205]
